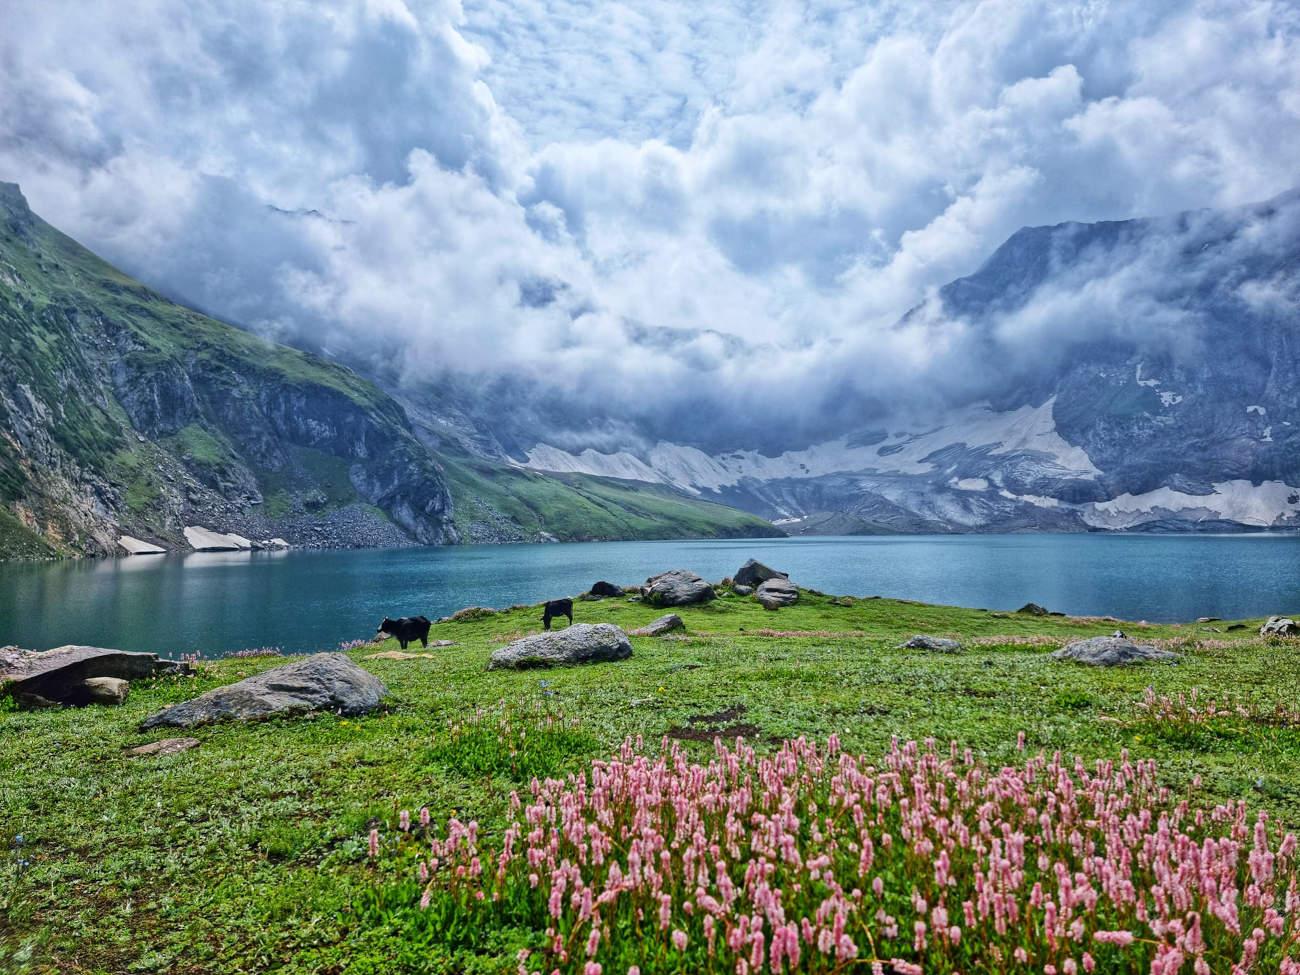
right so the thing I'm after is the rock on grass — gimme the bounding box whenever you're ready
[487,623,633,670]
[1052,636,1181,667]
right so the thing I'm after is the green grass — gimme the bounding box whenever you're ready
[438,450,781,542]
[2,592,1298,972]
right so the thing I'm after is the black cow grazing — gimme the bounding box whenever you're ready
[377,615,431,649]
[542,598,573,631]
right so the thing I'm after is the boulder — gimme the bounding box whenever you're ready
[1052,637,1181,667]
[83,677,129,705]
[118,535,165,555]
[589,580,623,598]
[1017,602,1050,616]
[1,645,188,708]
[897,635,962,653]
[140,653,387,728]
[1260,616,1300,637]
[1196,617,1222,624]
[632,614,684,637]
[128,737,200,757]
[487,623,632,670]
[734,559,788,588]
[755,577,799,609]
[641,569,716,607]
[734,585,754,596]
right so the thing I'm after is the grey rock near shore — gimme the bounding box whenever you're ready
[734,559,788,588]
[487,623,632,670]
[633,614,685,637]
[1260,616,1300,637]
[733,584,754,596]
[1052,636,1181,667]
[641,569,716,607]
[140,653,387,728]
[0,644,187,708]
[898,635,962,653]
[756,577,799,609]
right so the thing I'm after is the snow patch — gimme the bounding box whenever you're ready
[1159,391,1182,406]
[1247,405,1267,415]
[950,477,990,491]
[1083,480,1300,529]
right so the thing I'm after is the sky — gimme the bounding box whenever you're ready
[2,0,1299,451]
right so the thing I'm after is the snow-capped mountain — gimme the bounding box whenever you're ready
[520,191,1300,533]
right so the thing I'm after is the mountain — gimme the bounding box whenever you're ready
[0,183,778,557]
[520,191,1300,533]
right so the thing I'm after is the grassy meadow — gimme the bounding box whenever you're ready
[2,588,1299,973]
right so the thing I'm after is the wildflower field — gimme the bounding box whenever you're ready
[3,589,1300,973]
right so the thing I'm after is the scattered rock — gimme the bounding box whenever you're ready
[1196,617,1222,624]
[118,535,165,555]
[1017,602,1050,616]
[1111,630,1127,638]
[897,635,962,653]
[140,654,387,728]
[641,569,716,607]
[487,623,632,670]
[734,559,788,588]
[0,645,188,708]
[733,585,754,596]
[632,614,685,637]
[128,737,200,757]
[83,677,129,705]
[1260,616,1300,637]
[1052,637,1181,667]
[755,577,799,609]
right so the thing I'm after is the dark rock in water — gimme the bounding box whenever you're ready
[734,585,754,596]
[0,645,188,708]
[755,577,799,609]
[488,623,632,670]
[633,614,684,637]
[1017,603,1049,616]
[1052,637,1181,667]
[897,635,962,653]
[641,569,716,607]
[588,581,623,598]
[141,654,387,728]
[84,677,129,705]
[1260,616,1300,637]
[734,559,788,588]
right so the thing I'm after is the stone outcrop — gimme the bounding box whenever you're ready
[487,623,632,670]
[588,581,623,598]
[1017,602,1050,616]
[755,577,799,609]
[140,653,387,728]
[1051,636,1181,667]
[734,559,788,588]
[632,614,685,637]
[0,645,187,708]
[897,635,962,653]
[1260,616,1300,637]
[641,569,716,607]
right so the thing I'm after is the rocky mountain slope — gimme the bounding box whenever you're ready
[0,183,777,557]
[523,192,1300,533]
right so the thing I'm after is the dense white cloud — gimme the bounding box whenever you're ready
[2,0,1298,449]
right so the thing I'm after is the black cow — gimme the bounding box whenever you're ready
[542,599,573,631]
[377,615,431,649]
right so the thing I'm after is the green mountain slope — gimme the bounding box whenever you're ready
[0,183,779,557]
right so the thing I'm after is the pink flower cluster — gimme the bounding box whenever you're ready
[230,646,283,658]
[401,735,1300,973]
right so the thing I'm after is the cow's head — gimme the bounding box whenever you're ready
[376,618,395,638]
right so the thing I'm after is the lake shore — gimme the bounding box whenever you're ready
[3,590,1299,972]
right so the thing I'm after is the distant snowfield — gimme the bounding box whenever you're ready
[523,398,1100,492]
[1083,480,1300,529]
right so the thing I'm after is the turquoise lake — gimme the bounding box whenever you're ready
[1,534,1298,657]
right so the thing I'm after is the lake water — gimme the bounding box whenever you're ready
[1,534,1298,657]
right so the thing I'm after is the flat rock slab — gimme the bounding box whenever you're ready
[488,623,632,670]
[140,653,387,728]
[898,635,962,653]
[734,559,788,588]
[755,577,799,609]
[1,645,186,707]
[641,569,716,607]
[128,737,200,757]
[367,650,438,660]
[632,614,685,637]
[1052,637,1181,667]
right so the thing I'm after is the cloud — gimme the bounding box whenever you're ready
[2,0,1299,453]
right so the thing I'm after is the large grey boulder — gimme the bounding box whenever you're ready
[1260,616,1300,637]
[641,569,716,607]
[755,577,799,609]
[488,623,632,670]
[898,635,962,653]
[1052,637,1181,667]
[0,645,187,708]
[632,614,684,637]
[141,653,387,728]
[734,559,788,588]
